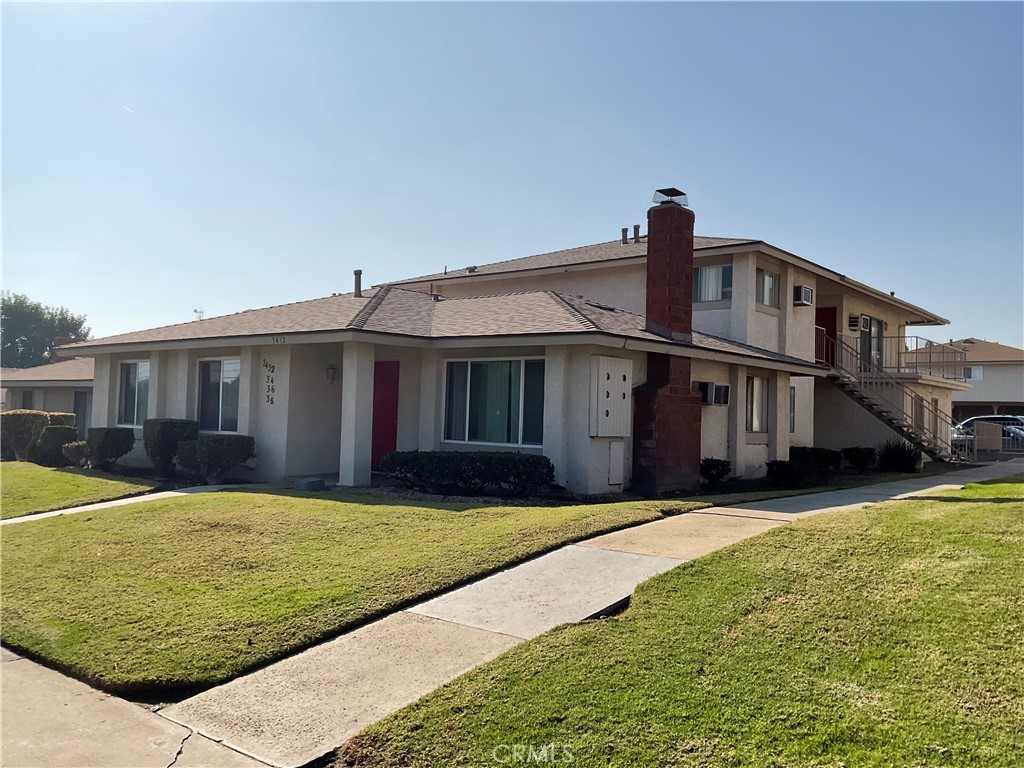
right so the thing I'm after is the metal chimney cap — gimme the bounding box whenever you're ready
[653,188,688,206]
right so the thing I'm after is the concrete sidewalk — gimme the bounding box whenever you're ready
[1,648,265,768]
[158,459,1023,767]
[0,483,274,527]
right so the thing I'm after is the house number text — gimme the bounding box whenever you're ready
[262,358,278,405]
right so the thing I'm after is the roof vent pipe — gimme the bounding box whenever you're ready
[354,269,363,298]
[621,227,628,245]
[633,225,641,243]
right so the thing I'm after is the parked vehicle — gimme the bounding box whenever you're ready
[952,416,1024,453]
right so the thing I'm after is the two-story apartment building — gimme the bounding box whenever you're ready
[63,189,966,493]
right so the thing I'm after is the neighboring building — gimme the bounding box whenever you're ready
[0,357,95,436]
[62,190,966,492]
[944,338,1024,422]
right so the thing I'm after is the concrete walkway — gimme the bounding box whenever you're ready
[0,483,273,527]
[1,648,265,768]
[155,459,1023,768]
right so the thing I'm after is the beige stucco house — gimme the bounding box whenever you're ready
[62,190,967,492]
[943,339,1024,422]
[0,357,94,437]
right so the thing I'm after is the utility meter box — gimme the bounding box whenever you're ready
[590,356,633,437]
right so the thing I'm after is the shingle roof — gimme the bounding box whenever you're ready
[0,357,95,383]
[386,236,759,286]
[63,286,821,372]
[953,338,1024,363]
[66,292,376,349]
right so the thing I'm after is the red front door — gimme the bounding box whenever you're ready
[371,361,400,470]
[815,307,838,366]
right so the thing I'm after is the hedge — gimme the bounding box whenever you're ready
[789,446,841,478]
[62,441,89,467]
[700,458,731,489]
[85,427,136,469]
[1,410,51,461]
[841,446,876,472]
[380,451,555,497]
[47,412,77,428]
[30,425,79,467]
[877,440,922,473]
[177,434,255,485]
[143,419,199,477]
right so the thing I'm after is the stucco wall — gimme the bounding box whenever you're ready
[791,376,815,448]
[285,344,343,476]
[691,359,730,461]
[952,363,1024,405]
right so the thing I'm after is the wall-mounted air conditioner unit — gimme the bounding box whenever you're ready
[849,314,871,332]
[714,384,731,406]
[695,381,715,405]
[793,286,814,306]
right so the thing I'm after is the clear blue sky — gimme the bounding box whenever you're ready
[4,2,1022,346]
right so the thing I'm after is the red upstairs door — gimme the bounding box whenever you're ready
[371,361,400,470]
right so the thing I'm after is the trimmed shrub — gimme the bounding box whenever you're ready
[380,451,555,497]
[176,440,199,481]
[877,439,922,473]
[31,425,79,467]
[176,435,255,485]
[143,419,199,477]
[1,410,50,461]
[841,446,876,472]
[765,459,811,489]
[47,412,77,428]
[700,458,731,489]
[790,446,841,478]
[86,427,135,469]
[62,440,89,467]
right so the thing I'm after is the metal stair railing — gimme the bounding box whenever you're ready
[815,330,969,462]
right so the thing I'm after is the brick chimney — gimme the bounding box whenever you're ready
[645,196,695,341]
[633,188,701,494]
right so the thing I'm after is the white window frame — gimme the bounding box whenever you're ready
[196,357,241,434]
[964,366,983,381]
[756,268,781,309]
[694,264,733,303]
[746,375,769,433]
[116,360,150,427]
[442,356,545,447]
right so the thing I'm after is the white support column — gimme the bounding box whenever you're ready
[727,364,746,473]
[768,371,791,461]
[542,345,570,487]
[148,351,165,419]
[418,349,440,451]
[338,341,375,486]
[91,355,114,427]
[730,253,755,344]
[238,347,257,436]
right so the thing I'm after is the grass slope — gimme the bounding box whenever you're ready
[337,475,1024,768]
[0,490,700,695]
[0,462,161,519]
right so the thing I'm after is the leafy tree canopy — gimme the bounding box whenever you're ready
[1,292,91,368]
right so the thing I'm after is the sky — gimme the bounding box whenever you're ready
[3,2,1022,347]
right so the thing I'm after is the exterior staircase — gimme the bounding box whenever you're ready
[816,331,968,462]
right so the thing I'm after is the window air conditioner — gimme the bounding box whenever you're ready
[695,381,715,405]
[714,384,731,406]
[793,285,814,306]
[849,314,871,332]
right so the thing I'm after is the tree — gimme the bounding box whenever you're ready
[1,292,91,368]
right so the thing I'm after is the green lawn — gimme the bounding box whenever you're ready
[335,475,1024,768]
[0,490,702,695]
[0,462,162,520]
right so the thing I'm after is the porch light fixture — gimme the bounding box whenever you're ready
[325,364,337,383]
[652,187,688,207]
